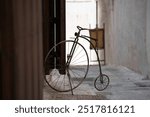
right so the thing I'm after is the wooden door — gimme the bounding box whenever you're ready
[43,0,66,74]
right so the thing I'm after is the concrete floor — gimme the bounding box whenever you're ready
[43,65,150,100]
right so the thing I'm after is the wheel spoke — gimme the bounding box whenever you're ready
[44,40,89,92]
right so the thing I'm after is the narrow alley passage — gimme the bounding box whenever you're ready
[43,65,150,100]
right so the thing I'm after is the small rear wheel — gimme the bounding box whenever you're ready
[94,74,109,91]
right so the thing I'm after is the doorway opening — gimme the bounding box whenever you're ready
[66,0,105,65]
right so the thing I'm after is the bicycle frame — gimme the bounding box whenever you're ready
[78,35,103,76]
[67,28,103,82]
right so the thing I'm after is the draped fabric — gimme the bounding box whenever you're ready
[0,0,43,99]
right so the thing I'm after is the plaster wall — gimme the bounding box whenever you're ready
[104,0,149,77]
[146,0,150,77]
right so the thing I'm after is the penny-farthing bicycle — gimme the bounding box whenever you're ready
[44,26,110,94]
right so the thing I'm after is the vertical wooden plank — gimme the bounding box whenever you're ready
[24,0,33,99]
[13,0,26,99]
[60,0,66,74]
[37,0,44,99]
[0,0,15,99]
[32,0,43,99]
[43,0,54,74]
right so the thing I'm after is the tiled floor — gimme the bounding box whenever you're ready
[43,65,150,100]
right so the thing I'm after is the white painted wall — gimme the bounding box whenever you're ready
[146,0,150,78]
[104,0,150,78]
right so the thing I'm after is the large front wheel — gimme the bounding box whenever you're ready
[44,40,89,92]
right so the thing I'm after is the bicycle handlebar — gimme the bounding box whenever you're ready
[77,26,89,31]
[77,26,83,30]
[76,26,98,42]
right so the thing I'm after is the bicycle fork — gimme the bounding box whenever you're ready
[95,48,104,83]
[80,35,104,83]
[66,38,79,95]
